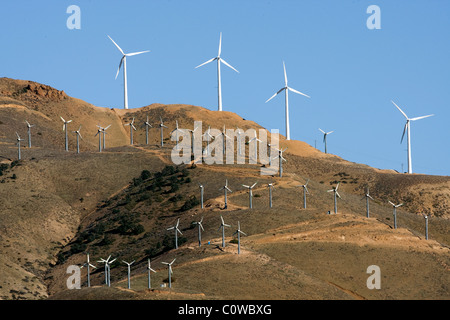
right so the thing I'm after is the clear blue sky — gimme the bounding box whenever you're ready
[1,0,449,176]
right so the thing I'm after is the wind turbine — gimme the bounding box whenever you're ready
[391,100,434,174]
[100,124,111,150]
[124,117,136,145]
[423,214,429,240]
[296,179,310,209]
[122,260,135,289]
[171,120,184,150]
[195,32,239,111]
[159,117,168,147]
[236,128,244,156]
[187,125,199,156]
[80,253,96,288]
[144,116,152,145]
[73,125,83,154]
[219,179,233,209]
[203,125,214,156]
[198,183,204,209]
[218,125,230,156]
[147,258,157,289]
[318,128,333,154]
[98,255,116,287]
[388,201,403,229]
[193,217,205,247]
[272,147,287,178]
[167,218,183,249]
[108,35,149,110]
[267,182,275,208]
[25,121,34,148]
[327,182,342,214]
[363,187,375,218]
[94,127,103,152]
[233,221,247,254]
[15,132,24,160]
[218,215,231,248]
[161,258,176,289]
[60,116,72,151]
[242,182,258,209]
[265,61,310,140]
[249,131,262,162]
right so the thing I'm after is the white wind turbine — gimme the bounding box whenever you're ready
[124,117,137,145]
[193,216,205,247]
[218,215,231,248]
[108,35,149,110]
[272,147,287,178]
[80,253,96,288]
[218,125,230,156]
[60,116,72,151]
[236,128,244,156]
[249,131,262,162]
[98,255,116,287]
[391,100,434,174]
[25,120,35,148]
[233,221,247,254]
[195,32,239,111]
[242,182,258,209]
[159,117,168,147]
[296,179,310,209]
[15,132,24,160]
[167,218,183,249]
[186,125,199,156]
[219,179,233,209]
[144,116,152,145]
[267,182,275,208]
[122,260,135,289]
[171,120,185,150]
[161,258,176,289]
[94,127,103,152]
[100,124,111,150]
[72,125,82,154]
[363,187,375,218]
[319,128,333,154]
[266,61,310,140]
[388,201,403,229]
[203,125,214,156]
[198,183,204,209]
[147,258,157,289]
[327,182,342,214]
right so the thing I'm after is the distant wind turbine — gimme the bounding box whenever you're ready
[167,218,182,249]
[296,179,310,209]
[73,125,82,154]
[25,120,34,148]
[60,116,72,151]
[265,61,310,140]
[319,128,333,154]
[242,182,258,209]
[147,258,156,289]
[272,147,287,178]
[94,127,103,152]
[198,183,204,209]
[108,35,149,109]
[193,216,205,247]
[203,125,214,156]
[195,32,239,111]
[124,118,137,145]
[15,132,24,160]
[80,253,96,288]
[363,187,375,218]
[144,116,152,145]
[391,100,434,174]
[159,117,168,147]
[218,215,231,248]
[249,131,262,162]
[161,258,176,289]
[388,201,403,229]
[219,179,233,209]
[171,120,184,150]
[100,124,111,150]
[267,182,275,208]
[122,260,135,289]
[233,221,247,254]
[327,182,341,214]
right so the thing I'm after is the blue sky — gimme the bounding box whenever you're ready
[1,0,449,176]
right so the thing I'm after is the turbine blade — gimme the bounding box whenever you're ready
[391,100,408,119]
[319,128,325,134]
[218,32,222,56]
[195,57,216,69]
[251,182,258,188]
[220,59,239,73]
[410,114,434,121]
[401,122,407,144]
[126,50,150,57]
[283,61,288,86]
[288,87,310,98]
[116,56,124,79]
[108,35,124,55]
[265,88,284,103]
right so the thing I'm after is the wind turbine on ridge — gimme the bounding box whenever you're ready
[319,128,333,154]
[391,100,434,174]
[195,32,239,111]
[73,125,82,154]
[108,35,149,110]
[265,61,310,140]
[25,120,34,148]
[60,116,72,151]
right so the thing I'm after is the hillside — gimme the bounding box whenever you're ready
[0,78,448,300]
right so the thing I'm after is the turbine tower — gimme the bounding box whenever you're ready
[147,258,156,289]
[265,61,310,140]
[193,217,205,247]
[296,179,310,209]
[98,255,116,287]
[15,132,24,160]
[233,221,247,254]
[195,32,239,111]
[319,128,333,154]
[100,124,111,150]
[167,218,182,249]
[159,117,168,147]
[161,258,176,289]
[267,183,275,208]
[219,179,233,209]
[171,120,184,150]
[218,125,230,156]
[327,182,341,214]
[94,127,103,152]
[60,116,72,151]
[203,125,214,156]
[391,100,434,174]
[218,215,231,248]
[272,147,287,178]
[25,120,34,148]
[363,187,374,218]
[388,201,403,229]
[144,116,152,145]
[73,125,82,154]
[242,182,258,209]
[80,253,96,288]
[249,131,262,162]
[198,183,204,209]
[108,35,149,109]
[124,117,136,145]
[122,260,135,289]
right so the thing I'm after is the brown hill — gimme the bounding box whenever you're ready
[0,78,448,300]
